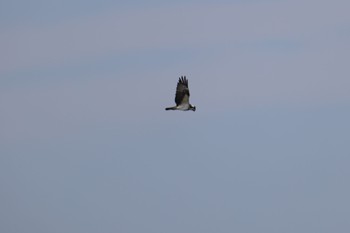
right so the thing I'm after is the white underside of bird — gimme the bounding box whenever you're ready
[175,103,190,111]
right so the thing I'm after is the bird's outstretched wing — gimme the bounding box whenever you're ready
[175,76,190,106]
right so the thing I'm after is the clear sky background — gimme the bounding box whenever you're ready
[1,0,350,232]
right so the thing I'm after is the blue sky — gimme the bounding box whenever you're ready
[1,0,350,232]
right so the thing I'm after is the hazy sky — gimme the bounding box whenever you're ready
[1,0,350,232]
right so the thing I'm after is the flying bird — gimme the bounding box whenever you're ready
[165,76,196,111]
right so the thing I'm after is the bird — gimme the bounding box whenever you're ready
[165,76,196,111]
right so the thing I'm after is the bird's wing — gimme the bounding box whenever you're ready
[175,76,190,105]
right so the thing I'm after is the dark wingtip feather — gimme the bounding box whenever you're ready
[179,75,188,87]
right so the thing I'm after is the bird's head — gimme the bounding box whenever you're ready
[190,105,196,111]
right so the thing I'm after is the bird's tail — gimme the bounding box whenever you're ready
[165,106,176,110]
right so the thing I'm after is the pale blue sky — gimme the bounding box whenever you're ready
[1,0,350,233]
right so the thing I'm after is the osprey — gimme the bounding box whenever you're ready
[165,76,196,111]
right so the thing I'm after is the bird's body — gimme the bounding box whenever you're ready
[165,103,191,111]
[165,76,196,111]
